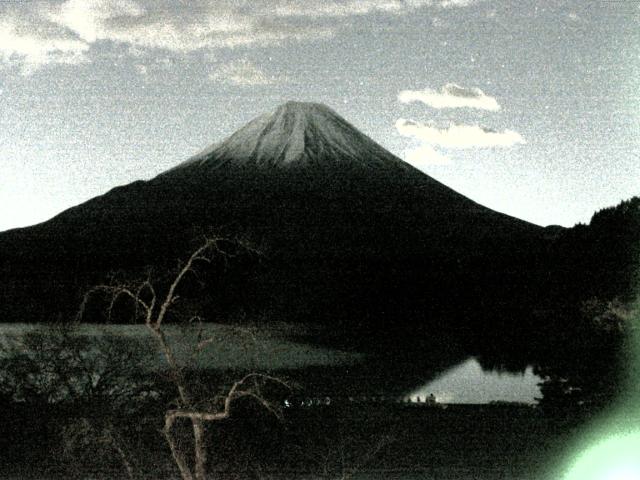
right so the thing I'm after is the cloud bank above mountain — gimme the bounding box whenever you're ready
[0,0,486,74]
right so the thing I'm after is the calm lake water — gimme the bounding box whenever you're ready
[410,357,541,404]
[0,323,541,404]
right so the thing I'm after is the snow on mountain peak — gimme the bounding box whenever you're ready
[178,101,406,170]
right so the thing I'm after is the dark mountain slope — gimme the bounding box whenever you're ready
[0,102,549,352]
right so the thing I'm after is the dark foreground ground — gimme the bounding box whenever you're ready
[0,402,596,479]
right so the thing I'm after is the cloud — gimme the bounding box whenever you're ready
[0,15,89,74]
[404,144,451,165]
[0,0,485,72]
[209,59,285,86]
[439,0,484,7]
[46,0,277,53]
[272,1,405,17]
[268,0,485,17]
[396,119,526,148]
[398,83,500,111]
[47,0,145,43]
[269,1,486,17]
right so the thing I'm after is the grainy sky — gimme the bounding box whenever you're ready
[1,0,638,231]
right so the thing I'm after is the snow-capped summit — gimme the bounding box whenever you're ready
[177,101,407,170]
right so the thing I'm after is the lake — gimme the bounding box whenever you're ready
[0,323,541,404]
[410,357,541,404]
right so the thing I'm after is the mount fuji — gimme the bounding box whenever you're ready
[0,101,550,352]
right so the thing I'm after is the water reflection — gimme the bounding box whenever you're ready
[409,357,541,404]
[1,324,542,404]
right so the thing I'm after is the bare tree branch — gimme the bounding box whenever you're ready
[78,236,289,480]
[155,236,222,328]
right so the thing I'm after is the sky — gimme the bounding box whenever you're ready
[0,0,639,231]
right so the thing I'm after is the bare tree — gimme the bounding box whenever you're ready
[0,324,158,479]
[300,431,394,480]
[79,236,289,480]
[61,417,139,479]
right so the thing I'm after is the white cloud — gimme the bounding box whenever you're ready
[396,119,526,148]
[396,80,521,164]
[47,0,145,43]
[209,59,285,86]
[439,0,484,7]
[272,1,412,17]
[273,0,485,15]
[0,16,89,74]
[398,83,500,111]
[404,144,451,165]
[0,0,485,72]
[47,0,270,53]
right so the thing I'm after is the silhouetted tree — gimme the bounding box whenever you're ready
[0,324,158,478]
[79,236,289,480]
[535,298,632,409]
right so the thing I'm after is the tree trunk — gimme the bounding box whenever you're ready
[193,419,208,480]
[164,414,194,480]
